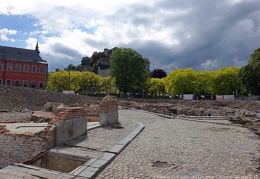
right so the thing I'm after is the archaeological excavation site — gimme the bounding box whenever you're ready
[0,86,120,178]
[1,86,260,178]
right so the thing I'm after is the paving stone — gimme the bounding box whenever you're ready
[78,169,95,178]
[96,109,260,178]
[100,153,116,162]
[84,166,99,172]
[83,158,99,166]
[90,159,108,168]
[109,144,125,154]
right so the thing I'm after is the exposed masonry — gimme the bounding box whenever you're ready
[100,96,118,113]
[0,129,45,169]
[0,96,118,169]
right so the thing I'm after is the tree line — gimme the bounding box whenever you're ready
[47,47,260,98]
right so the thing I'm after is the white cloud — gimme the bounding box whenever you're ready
[0,28,17,41]
[229,0,254,5]
[1,0,260,72]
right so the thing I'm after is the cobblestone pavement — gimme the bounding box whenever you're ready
[97,110,260,179]
[65,116,139,155]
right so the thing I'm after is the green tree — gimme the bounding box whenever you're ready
[238,48,260,97]
[47,70,71,91]
[110,48,149,97]
[150,69,167,78]
[79,71,100,95]
[81,57,91,66]
[65,64,76,71]
[47,70,82,91]
[193,71,215,95]
[69,71,81,91]
[147,78,165,98]
[165,68,196,96]
[99,76,116,94]
[211,67,241,95]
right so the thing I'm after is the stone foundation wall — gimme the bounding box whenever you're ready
[0,96,119,168]
[0,106,89,168]
[0,134,44,169]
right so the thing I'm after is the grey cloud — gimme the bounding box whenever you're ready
[52,43,82,58]
[119,0,260,72]
[46,43,83,69]
[41,0,260,72]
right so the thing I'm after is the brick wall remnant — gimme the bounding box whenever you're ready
[100,96,118,114]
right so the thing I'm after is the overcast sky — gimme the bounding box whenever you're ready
[0,0,260,72]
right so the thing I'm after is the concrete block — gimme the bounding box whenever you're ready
[99,112,118,126]
[100,153,116,162]
[85,166,99,172]
[83,158,99,166]
[109,144,125,154]
[90,159,108,168]
[55,117,87,146]
[69,165,88,175]
[78,169,95,178]
[117,136,132,146]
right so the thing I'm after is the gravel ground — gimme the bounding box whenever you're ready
[0,111,32,122]
[0,86,97,111]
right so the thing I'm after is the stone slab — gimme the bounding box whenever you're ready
[90,159,108,168]
[78,169,95,178]
[100,153,116,162]
[108,144,125,154]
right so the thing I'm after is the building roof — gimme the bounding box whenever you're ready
[0,45,47,64]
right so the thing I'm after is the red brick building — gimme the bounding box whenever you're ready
[0,43,48,89]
